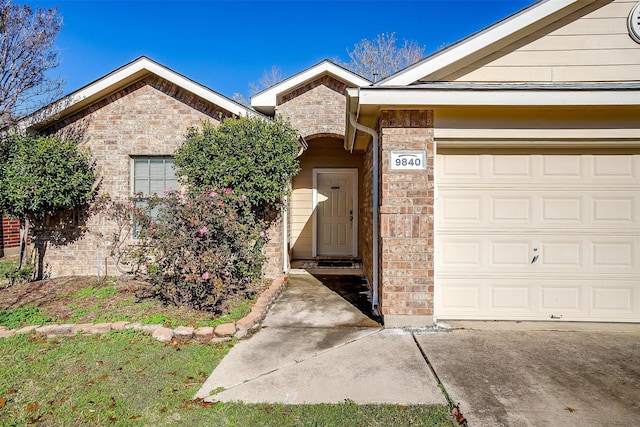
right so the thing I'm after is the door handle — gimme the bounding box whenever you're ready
[349,210,353,226]
[531,248,539,264]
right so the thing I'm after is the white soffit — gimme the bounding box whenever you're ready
[356,86,640,107]
[378,0,596,86]
[251,60,371,115]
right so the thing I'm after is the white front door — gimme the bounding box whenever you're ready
[314,169,357,257]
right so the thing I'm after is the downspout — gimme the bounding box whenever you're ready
[348,112,380,316]
[282,189,290,274]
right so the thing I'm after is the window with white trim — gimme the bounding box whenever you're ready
[133,157,178,197]
[132,157,178,235]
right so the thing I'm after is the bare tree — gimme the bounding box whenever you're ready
[340,32,426,82]
[0,0,63,123]
[233,65,285,107]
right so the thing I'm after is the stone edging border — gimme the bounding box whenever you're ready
[0,275,288,343]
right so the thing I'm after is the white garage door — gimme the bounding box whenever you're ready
[435,153,640,322]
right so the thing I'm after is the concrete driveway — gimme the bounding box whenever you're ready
[415,323,640,426]
[197,271,640,426]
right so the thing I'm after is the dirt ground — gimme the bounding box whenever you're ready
[0,275,221,326]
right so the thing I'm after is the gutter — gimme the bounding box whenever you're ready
[348,111,380,316]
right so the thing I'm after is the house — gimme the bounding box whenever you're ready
[15,0,639,326]
[343,0,640,326]
[17,58,284,278]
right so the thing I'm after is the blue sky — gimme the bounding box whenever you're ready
[24,0,535,100]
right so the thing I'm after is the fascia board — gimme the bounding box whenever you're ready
[357,88,640,107]
[252,61,371,111]
[380,0,593,86]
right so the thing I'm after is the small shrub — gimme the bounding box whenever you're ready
[6,263,34,286]
[0,306,54,329]
[0,259,18,279]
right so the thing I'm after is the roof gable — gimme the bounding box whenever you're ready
[441,0,640,83]
[251,60,371,115]
[23,56,257,130]
[378,0,602,86]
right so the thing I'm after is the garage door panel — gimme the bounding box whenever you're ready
[436,153,640,322]
[437,278,639,321]
[438,154,640,185]
[540,286,581,311]
[591,240,637,270]
[439,234,638,274]
[490,287,530,310]
[437,191,640,229]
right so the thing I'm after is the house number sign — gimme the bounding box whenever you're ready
[389,150,426,170]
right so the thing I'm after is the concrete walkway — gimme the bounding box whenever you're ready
[196,271,640,426]
[195,271,445,405]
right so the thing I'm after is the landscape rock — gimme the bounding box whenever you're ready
[124,322,143,330]
[152,326,174,342]
[194,327,214,342]
[214,323,236,337]
[89,323,112,334]
[111,321,130,330]
[36,324,74,336]
[236,312,260,331]
[14,325,39,334]
[141,324,162,334]
[72,323,94,334]
[173,326,194,343]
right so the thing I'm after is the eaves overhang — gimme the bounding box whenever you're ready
[346,83,640,151]
[20,56,260,132]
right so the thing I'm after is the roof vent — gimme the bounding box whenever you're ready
[629,2,640,43]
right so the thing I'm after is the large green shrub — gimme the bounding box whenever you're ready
[130,189,266,312]
[0,134,96,221]
[0,133,97,278]
[173,116,300,219]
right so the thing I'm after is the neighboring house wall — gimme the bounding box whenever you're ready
[1,216,21,257]
[38,75,238,277]
[442,0,640,82]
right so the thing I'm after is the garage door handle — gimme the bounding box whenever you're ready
[531,248,539,264]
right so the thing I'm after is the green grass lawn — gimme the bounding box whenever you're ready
[0,330,455,426]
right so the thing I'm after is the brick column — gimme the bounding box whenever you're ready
[262,214,284,279]
[379,110,434,327]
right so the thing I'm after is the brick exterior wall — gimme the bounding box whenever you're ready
[263,214,284,278]
[277,75,350,140]
[36,75,284,278]
[378,110,435,326]
[1,216,21,256]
